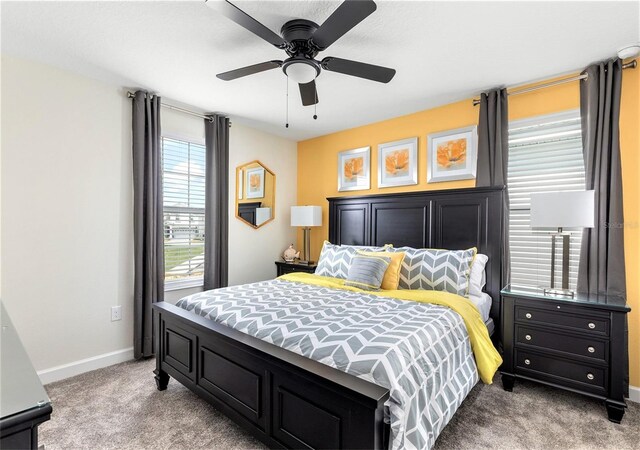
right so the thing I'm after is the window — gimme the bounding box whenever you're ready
[162,137,206,287]
[508,110,585,289]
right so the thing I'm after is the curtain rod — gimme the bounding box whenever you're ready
[126,91,231,126]
[472,59,637,106]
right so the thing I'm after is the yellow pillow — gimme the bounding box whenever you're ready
[357,250,405,290]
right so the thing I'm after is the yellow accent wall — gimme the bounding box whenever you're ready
[620,63,639,390]
[297,63,640,387]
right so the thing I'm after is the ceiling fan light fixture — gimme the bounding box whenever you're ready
[283,60,319,84]
[216,0,395,107]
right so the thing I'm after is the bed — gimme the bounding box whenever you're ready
[152,186,505,449]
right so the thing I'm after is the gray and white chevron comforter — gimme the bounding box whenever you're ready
[176,278,479,450]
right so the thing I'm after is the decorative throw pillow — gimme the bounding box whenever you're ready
[314,241,388,279]
[469,253,489,298]
[344,254,391,291]
[357,250,405,290]
[388,246,477,297]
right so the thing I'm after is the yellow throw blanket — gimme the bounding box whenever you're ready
[279,272,502,384]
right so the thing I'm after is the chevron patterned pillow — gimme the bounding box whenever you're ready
[389,246,477,297]
[314,241,388,279]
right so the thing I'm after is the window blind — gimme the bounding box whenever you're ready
[508,110,585,289]
[162,137,206,283]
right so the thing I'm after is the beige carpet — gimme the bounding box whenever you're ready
[40,359,639,449]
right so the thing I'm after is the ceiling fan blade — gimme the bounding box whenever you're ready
[312,0,377,50]
[213,0,287,48]
[217,60,282,81]
[321,57,395,83]
[299,80,319,106]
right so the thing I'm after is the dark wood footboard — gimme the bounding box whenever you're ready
[153,302,390,449]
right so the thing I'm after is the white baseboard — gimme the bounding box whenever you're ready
[37,347,134,385]
[628,385,640,403]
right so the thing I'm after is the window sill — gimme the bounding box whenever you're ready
[165,277,204,292]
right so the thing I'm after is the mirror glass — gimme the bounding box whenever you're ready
[235,160,275,228]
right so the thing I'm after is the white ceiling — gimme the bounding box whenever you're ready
[2,1,638,141]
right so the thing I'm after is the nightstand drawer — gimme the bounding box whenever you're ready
[283,265,314,273]
[515,325,608,362]
[515,350,607,394]
[275,262,318,277]
[515,304,609,336]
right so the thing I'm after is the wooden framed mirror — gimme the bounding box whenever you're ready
[235,160,275,229]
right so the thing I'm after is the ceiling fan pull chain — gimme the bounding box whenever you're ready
[285,76,289,128]
[313,94,318,120]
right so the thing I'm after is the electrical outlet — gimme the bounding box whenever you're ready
[111,306,122,322]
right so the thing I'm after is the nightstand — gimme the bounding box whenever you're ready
[275,261,317,277]
[500,285,631,423]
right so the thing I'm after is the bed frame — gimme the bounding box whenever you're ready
[152,186,505,449]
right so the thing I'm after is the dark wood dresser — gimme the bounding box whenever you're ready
[500,285,631,423]
[275,261,317,277]
[1,303,52,449]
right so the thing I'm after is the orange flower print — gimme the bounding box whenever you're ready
[344,156,364,181]
[437,139,467,169]
[249,173,260,190]
[385,149,410,176]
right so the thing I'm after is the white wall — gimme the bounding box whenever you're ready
[1,55,135,373]
[1,55,297,379]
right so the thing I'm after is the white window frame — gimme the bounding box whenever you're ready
[508,109,585,289]
[162,134,206,291]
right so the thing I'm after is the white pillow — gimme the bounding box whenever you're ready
[469,253,488,298]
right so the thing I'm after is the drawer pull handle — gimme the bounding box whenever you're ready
[525,313,532,319]
[525,334,532,341]
[588,346,595,353]
[587,373,594,380]
[588,322,596,329]
[524,359,531,365]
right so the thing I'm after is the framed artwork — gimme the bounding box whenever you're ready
[378,137,418,188]
[427,125,478,183]
[237,169,243,200]
[338,146,370,192]
[246,166,265,199]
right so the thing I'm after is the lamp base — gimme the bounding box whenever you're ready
[543,287,575,298]
[302,227,312,264]
[549,229,571,291]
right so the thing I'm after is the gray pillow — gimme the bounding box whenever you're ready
[315,241,388,279]
[344,254,391,291]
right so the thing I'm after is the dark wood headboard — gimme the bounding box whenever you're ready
[327,186,505,325]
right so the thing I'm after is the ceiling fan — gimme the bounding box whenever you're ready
[210,0,396,106]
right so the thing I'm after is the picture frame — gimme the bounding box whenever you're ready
[377,137,418,188]
[246,166,265,199]
[427,125,478,183]
[338,146,370,192]
[237,169,243,200]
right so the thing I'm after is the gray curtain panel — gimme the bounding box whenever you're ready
[132,91,164,360]
[578,59,627,395]
[204,115,229,290]
[477,88,510,285]
[578,58,626,296]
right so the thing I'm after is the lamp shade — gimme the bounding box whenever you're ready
[291,206,322,227]
[530,190,595,229]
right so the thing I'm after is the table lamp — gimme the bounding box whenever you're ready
[530,190,594,297]
[291,206,322,265]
